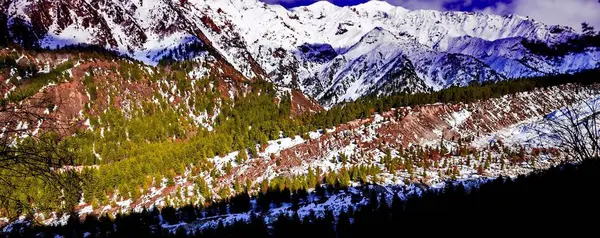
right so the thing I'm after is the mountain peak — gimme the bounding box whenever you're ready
[355,0,396,10]
[362,26,394,39]
[343,26,400,54]
[301,1,340,12]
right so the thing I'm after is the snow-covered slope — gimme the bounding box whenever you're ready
[240,0,598,106]
[2,0,599,106]
[227,0,597,105]
[1,0,266,80]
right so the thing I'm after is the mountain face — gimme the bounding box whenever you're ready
[2,0,599,106]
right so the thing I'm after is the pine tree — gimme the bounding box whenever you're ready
[224,161,233,174]
[582,22,596,37]
[307,167,317,188]
[340,168,351,188]
[237,149,248,164]
[234,180,243,194]
[218,187,230,200]
[326,171,337,188]
[452,166,460,180]
[339,152,348,164]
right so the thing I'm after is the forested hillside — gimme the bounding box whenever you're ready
[303,69,600,130]
[1,43,599,230]
[0,46,317,218]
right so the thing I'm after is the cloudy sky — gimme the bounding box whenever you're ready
[260,0,600,31]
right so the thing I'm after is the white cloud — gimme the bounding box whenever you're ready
[482,0,600,31]
[261,0,600,31]
[389,0,600,31]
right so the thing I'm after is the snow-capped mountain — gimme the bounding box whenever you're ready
[1,0,267,80]
[2,0,598,106]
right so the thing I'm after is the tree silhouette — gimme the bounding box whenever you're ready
[0,93,80,217]
[540,99,600,160]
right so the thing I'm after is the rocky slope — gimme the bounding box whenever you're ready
[35,82,599,225]
[2,0,599,107]
[0,47,319,142]
[210,84,600,191]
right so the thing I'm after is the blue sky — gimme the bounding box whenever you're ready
[259,0,600,30]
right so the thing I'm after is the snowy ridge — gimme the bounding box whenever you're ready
[2,0,599,106]
[220,0,598,105]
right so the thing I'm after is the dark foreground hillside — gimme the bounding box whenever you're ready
[4,158,599,237]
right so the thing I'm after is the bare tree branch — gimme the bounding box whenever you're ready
[543,98,600,160]
[0,86,81,218]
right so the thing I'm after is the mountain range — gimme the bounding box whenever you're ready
[1,0,599,106]
[3,0,600,233]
